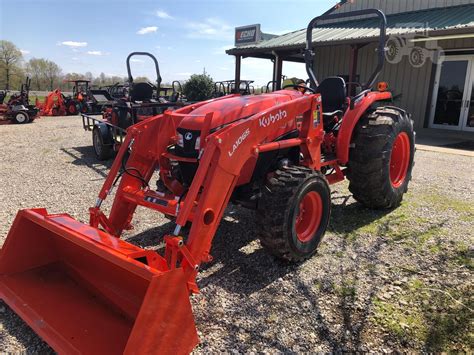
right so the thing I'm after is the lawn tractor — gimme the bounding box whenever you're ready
[100,82,129,99]
[82,52,188,160]
[213,81,227,97]
[0,77,39,124]
[0,9,415,354]
[263,80,277,93]
[147,80,185,103]
[212,79,254,97]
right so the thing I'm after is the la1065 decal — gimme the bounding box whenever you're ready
[228,128,251,157]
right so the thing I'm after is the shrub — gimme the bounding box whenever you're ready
[183,73,214,101]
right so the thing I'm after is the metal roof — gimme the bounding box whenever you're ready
[227,4,474,55]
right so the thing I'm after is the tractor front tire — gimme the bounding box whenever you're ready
[81,102,92,114]
[257,166,331,262]
[347,107,415,209]
[67,102,79,115]
[93,127,113,160]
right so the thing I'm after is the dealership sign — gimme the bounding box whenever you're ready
[235,24,261,46]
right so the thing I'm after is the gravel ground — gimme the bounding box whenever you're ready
[0,116,473,352]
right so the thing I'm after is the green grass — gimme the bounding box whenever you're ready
[4,94,44,106]
[372,278,474,351]
[333,278,357,298]
[421,192,474,217]
[334,191,472,256]
[373,297,426,340]
[452,242,474,270]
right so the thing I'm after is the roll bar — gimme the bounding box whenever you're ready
[172,80,182,93]
[265,80,277,93]
[304,9,387,90]
[126,52,162,91]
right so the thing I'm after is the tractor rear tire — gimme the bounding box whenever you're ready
[13,111,29,124]
[93,127,114,160]
[347,107,415,209]
[256,166,331,262]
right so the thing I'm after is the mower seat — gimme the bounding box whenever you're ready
[130,82,154,102]
[169,92,179,103]
[316,77,347,116]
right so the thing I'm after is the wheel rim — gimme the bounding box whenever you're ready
[16,112,27,123]
[390,132,410,188]
[93,131,102,155]
[295,191,323,243]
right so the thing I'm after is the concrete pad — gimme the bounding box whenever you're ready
[415,144,474,157]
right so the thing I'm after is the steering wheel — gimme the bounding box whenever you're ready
[282,84,316,94]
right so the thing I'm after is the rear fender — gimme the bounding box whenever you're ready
[336,91,392,164]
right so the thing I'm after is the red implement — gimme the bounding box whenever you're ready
[0,208,198,354]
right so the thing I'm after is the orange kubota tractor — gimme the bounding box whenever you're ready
[0,9,414,354]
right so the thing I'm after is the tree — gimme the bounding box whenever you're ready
[99,72,106,86]
[182,73,214,101]
[134,76,151,83]
[44,60,62,90]
[0,40,23,90]
[84,71,93,81]
[26,58,47,90]
[63,73,84,90]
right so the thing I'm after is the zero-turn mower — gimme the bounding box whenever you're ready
[82,52,189,160]
[100,82,129,100]
[0,9,414,354]
[0,77,39,124]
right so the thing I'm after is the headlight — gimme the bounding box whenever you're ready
[195,136,201,150]
[177,133,184,147]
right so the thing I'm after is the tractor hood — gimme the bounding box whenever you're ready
[178,90,302,132]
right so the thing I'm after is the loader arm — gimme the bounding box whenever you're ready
[92,93,322,289]
[176,94,323,271]
[90,94,241,235]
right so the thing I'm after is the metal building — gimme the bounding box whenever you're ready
[226,0,474,137]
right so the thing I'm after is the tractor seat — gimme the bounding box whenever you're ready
[169,92,180,102]
[316,77,347,116]
[130,82,154,102]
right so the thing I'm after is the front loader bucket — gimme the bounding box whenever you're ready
[0,208,198,354]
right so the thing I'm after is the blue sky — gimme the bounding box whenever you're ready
[0,0,335,86]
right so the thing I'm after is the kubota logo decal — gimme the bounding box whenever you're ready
[259,110,288,127]
[228,128,250,157]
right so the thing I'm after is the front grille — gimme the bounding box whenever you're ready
[175,128,200,158]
